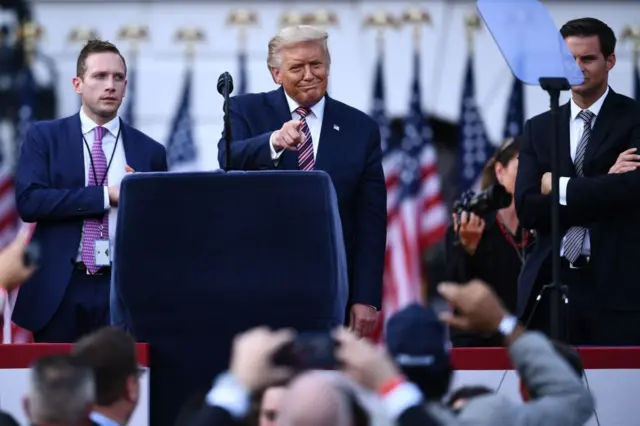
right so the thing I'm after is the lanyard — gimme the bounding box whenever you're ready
[82,121,121,187]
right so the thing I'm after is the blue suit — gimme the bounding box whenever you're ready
[218,87,386,309]
[12,113,167,338]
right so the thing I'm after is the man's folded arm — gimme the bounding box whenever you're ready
[514,120,589,231]
[351,125,386,308]
[15,124,107,223]
[217,100,275,170]
[562,123,640,215]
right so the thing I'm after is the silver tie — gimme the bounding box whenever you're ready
[563,109,595,263]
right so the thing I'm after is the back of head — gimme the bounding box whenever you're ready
[25,354,94,426]
[277,371,352,426]
[72,326,139,406]
[385,304,452,400]
[560,18,616,58]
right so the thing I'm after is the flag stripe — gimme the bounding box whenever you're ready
[370,52,446,344]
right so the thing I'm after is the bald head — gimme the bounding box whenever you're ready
[277,372,352,426]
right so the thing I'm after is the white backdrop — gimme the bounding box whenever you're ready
[2,0,639,170]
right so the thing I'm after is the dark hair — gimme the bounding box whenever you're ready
[246,378,292,426]
[446,385,493,409]
[560,18,616,59]
[480,136,522,190]
[76,39,127,78]
[72,327,140,406]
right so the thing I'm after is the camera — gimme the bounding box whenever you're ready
[453,183,512,217]
[452,184,512,246]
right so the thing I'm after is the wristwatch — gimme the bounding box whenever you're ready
[498,315,518,336]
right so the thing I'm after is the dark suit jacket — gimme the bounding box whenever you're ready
[217,87,386,308]
[12,113,168,332]
[0,411,18,426]
[514,89,640,316]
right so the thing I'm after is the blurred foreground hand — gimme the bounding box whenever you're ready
[0,228,36,291]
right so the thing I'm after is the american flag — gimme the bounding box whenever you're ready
[370,53,446,343]
[1,65,34,344]
[166,68,198,171]
[458,56,494,194]
[503,77,524,139]
[122,66,135,126]
[403,52,447,252]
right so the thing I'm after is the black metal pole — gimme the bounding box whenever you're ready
[224,76,232,171]
[539,77,571,342]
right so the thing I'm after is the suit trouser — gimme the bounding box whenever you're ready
[33,268,110,343]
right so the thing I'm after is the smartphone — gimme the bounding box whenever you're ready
[20,223,39,267]
[430,295,453,343]
[272,332,339,370]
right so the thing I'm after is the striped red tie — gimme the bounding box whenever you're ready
[296,107,315,171]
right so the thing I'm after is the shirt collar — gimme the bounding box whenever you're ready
[90,411,120,426]
[79,107,120,138]
[283,90,326,123]
[570,86,609,121]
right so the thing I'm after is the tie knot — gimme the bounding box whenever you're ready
[94,126,107,142]
[296,107,311,118]
[578,109,595,125]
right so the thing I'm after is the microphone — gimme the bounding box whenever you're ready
[217,72,234,171]
[217,72,234,97]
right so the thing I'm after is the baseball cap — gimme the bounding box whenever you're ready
[385,303,451,372]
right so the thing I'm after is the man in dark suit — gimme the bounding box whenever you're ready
[218,25,386,338]
[515,18,640,345]
[13,39,167,343]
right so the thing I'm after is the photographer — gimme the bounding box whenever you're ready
[445,136,533,347]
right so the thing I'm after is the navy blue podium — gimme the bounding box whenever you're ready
[112,170,348,426]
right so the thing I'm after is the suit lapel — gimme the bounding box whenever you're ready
[584,90,617,172]
[67,114,86,187]
[558,103,574,177]
[314,96,340,173]
[267,87,298,169]
[120,119,143,171]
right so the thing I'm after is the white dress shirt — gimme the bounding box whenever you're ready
[558,86,609,257]
[77,108,128,261]
[269,92,325,161]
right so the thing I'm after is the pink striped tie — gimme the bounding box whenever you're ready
[81,126,109,274]
[296,107,315,171]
